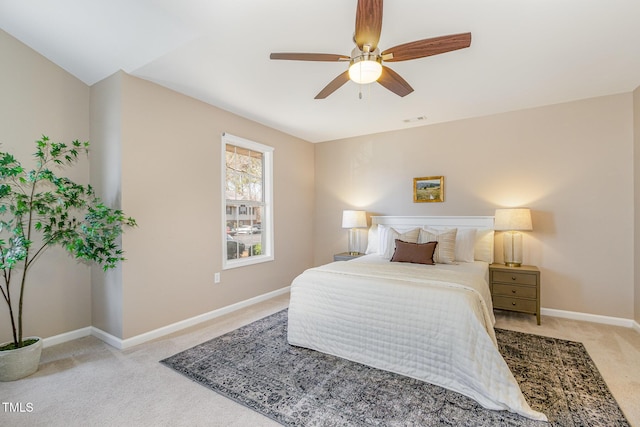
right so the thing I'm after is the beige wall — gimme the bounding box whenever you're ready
[314,94,635,319]
[634,85,640,324]
[2,27,637,344]
[90,72,125,338]
[112,73,314,339]
[3,29,315,343]
[0,30,91,343]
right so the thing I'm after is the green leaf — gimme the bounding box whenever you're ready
[1,135,137,346]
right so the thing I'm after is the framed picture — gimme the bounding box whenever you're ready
[413,176,444,203]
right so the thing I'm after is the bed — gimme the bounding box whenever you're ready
[288,216,546,421]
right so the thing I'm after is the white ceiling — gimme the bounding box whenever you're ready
[2,0,639,143]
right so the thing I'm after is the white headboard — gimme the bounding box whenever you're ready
[371,216,494,229]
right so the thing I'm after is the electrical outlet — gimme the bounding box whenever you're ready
[214,272,220,284]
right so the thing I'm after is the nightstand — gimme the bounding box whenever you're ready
[333,252,364,261]
[489,263,541,325]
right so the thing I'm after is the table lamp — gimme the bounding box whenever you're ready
[494,208,532,267]
[342,210,367,255]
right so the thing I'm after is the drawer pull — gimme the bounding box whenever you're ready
[511,276,517,280]
[512,289,516,293]
[512,302,517,306]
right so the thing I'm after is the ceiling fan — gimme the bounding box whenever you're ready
[270,0,471,99]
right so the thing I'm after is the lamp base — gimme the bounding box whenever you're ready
[503,231,524,268]
[348,228,361,255]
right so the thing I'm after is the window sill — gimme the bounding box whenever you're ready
[223,254,274,270]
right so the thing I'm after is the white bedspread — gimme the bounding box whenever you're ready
[288,259,547,421]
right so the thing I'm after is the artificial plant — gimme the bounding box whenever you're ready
[0,136,136,350]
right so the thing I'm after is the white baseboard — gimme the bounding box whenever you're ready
[541,307,635,328]
[94,286,291,350]
[91,327,125,350]
[42,327,92,349]
[39,290,637,350]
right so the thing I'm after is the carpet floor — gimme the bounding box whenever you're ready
[161,310,629,426]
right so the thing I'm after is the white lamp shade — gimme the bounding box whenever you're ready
[494,208,533,231]
[342,210,367,229]
[348,60,382,84]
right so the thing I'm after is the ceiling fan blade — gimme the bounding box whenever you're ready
[381,32,472,62]
[355,0,383,51]
[270,53,350,61]
[378,66,413,97]
[315,71,351,99]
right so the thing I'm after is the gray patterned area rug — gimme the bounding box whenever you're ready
[161,310,629,426]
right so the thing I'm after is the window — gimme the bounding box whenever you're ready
[222,133,273,269]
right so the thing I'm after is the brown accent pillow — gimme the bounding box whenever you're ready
[390,239,437,265]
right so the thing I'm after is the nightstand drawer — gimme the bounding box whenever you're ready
[492,270,537,286]
[493,296,537,313]
[492,283,537,299]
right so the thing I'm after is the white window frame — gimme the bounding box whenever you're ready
[222,133,274,269]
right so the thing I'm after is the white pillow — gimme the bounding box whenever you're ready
[378,225,420,259]
[419,228,457,264]
[455,228,477,263]
[365,225,378,255]
[474,229,495,263]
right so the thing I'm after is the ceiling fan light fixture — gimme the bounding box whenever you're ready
[348,57,382,84]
